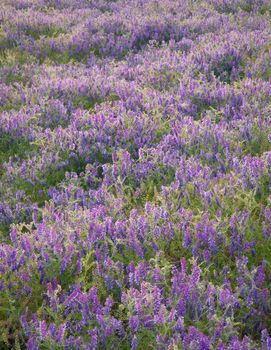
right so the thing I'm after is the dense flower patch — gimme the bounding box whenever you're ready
[0,0,271,349]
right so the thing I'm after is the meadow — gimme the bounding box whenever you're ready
[0,0,271,349]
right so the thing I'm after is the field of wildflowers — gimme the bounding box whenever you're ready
[0,0,271,349]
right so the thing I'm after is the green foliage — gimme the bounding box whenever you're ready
[0,135,31,168]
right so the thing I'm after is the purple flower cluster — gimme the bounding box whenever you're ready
[0,0,271,349]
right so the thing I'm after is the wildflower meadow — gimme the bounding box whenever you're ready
[0,0,271,349]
